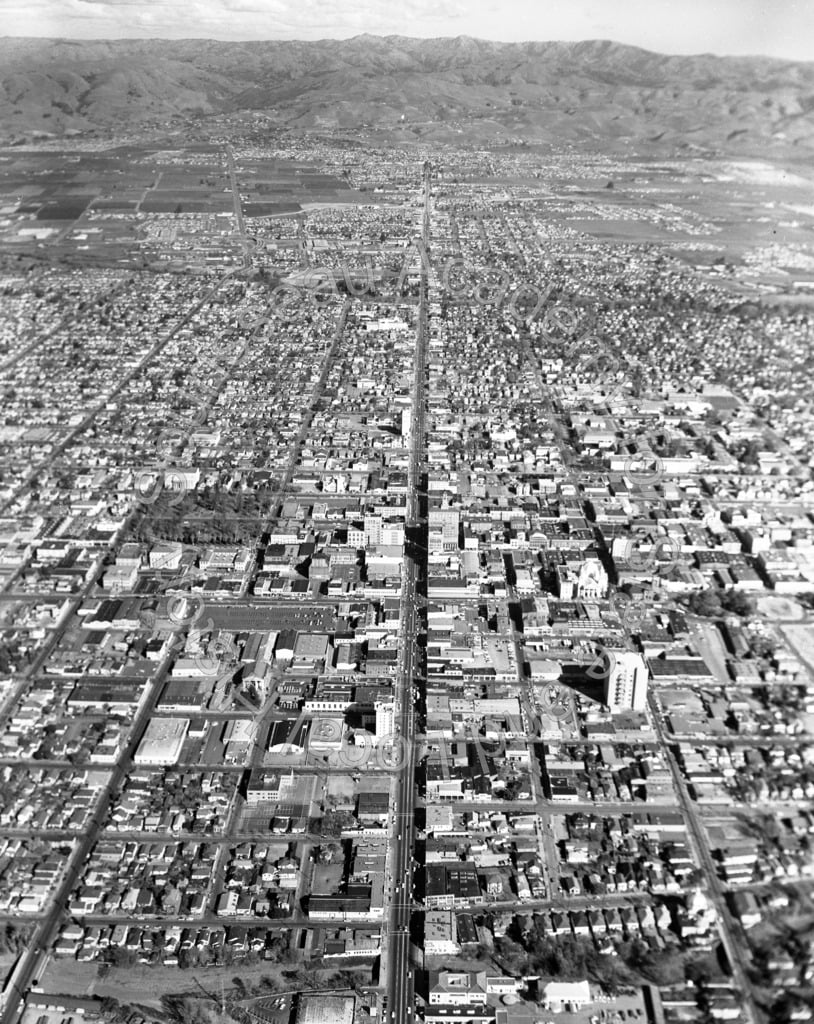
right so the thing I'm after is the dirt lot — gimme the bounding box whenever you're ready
[42,959,297,1009]
[326,774,356,807]
[781,623,814,670]
[757,595,804,621]
[42,955,375,1018]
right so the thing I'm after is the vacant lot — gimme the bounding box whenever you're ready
[42,956,368,1011]
[42,959,292,1008]
[781,624,814,670]
[757,595,804,621]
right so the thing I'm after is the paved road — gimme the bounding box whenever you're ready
[72,913,376,931]
[0,558,107,737]
[455,891,651,913]
[225,145,249,266]
[414,797,683,815]
[384,162,431,1024]
[0,279,127,375]
[648,691,760,1024]
[0,647,177,1024]
[206,695,283,913]
[0,271,242,517]
[240,299,349,589]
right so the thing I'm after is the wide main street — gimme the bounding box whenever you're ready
[2,123,801,1024]
[383,164,431,1024]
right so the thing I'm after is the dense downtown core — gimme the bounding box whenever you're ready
[1,32,814,1024]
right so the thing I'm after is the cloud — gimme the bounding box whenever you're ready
[73,0,170,5]
[0,0,808,60]
[219,0,288,10]
[66,0,462,23]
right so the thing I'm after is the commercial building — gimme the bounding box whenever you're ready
[375,698,395,739]
[429,505,460,555]
[542,980,592,1012]
[604,651,648,712]
[425,910,460,956]
[133,718,189,765]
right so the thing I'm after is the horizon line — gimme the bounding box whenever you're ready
[0,33,811,65]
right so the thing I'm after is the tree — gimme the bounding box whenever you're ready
[685,953,720,986]
[684,588,722,617]
[501,778,523,800]
[265,935,289,963]
[98,997,129,1023]
[175,996,209,1024]
[319,810,356,836]
[178,947,197,969]
[719,590,755,617]
[620,939,685,985]
[0,925,31,955]
[110,947,137,967]
[68,747,90,767]
[748,635,776,659]
[494,936,529,975]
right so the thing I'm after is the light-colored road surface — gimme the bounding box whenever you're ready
[648,691,760,1024]
[0,647,178,1024]
[383,162,430,1024]
[225,145,249,265]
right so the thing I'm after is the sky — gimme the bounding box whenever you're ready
[2,0,813,61]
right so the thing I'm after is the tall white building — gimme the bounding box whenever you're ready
[604,651,648,712]
[428,506,460,554]
[363,514,404,548]
[375,698,395,738]
[363,514,382,547]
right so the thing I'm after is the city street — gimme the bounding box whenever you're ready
[382,162,431,1024]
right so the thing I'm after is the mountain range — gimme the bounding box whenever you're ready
[1,35,813,153]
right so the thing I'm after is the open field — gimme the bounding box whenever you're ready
[41,958,298,1008]
[757,595,805,621]
[780,624,814,671]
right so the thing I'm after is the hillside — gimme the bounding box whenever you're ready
[1,35,813,153]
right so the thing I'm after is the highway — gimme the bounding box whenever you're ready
[383,162,431,1024]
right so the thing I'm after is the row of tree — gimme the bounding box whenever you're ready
[683,587,756,618]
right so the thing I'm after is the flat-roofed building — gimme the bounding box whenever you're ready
[425,910,460,956]
[134,717,189,765]
[542,980,591,1012]
[294,632,330,661]
[375,698,395,738]
[308,716,344,751]
[604,651,648,712]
